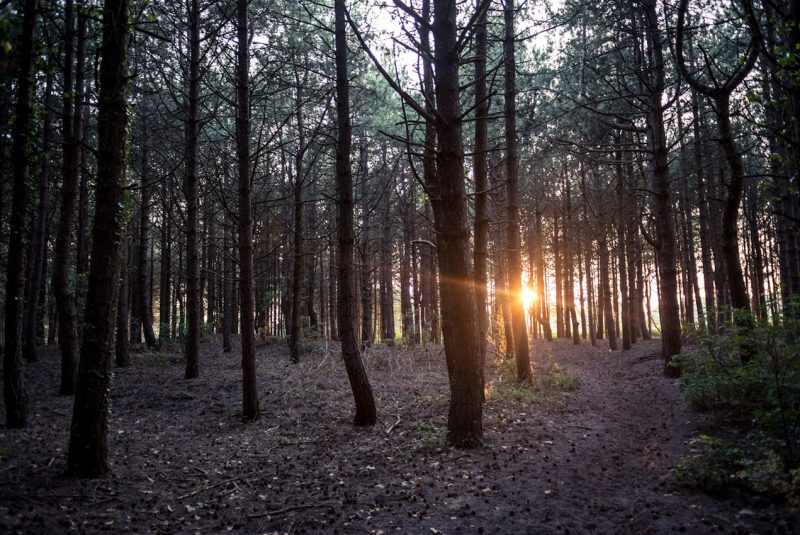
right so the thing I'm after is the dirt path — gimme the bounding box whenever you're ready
[0,338,796,534]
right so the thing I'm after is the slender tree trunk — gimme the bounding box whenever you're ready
[615,150,631,350]
[22,65,54,363]
[136,123,157,348]
[472,0,490,372]
[54,0,83,395]
[115,238,131,367]
[598,236,617,350]
[222,221,232,353]
[67,0,129,477]
[183,0,201,379]
[159,187,172,341]
[4,0,38,428]
[237,0,259,421]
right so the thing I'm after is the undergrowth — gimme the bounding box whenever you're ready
[487,356,579,401]
[672,313,800,508]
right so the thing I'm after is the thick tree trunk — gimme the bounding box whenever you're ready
[4,0,38,428]
[430,0,483,447]
[67,0,129,477]
[335,0,377,424]
[237,0,259,421]
[642,0,681,371]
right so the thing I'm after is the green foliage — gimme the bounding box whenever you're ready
[408,421,447,452]
[673,319,800,507]
[488,358,579,402]
[676,435,800,509]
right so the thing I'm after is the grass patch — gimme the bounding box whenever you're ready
[486,357,579,401]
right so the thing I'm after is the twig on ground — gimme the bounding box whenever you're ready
[177,472,256,500]
[247,500,339,519]
[386,415,402,434]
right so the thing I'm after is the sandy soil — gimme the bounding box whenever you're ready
[1,336,797,534]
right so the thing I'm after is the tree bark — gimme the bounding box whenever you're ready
[22,63,54,363]
[472,0,490,370]
[4,0,38,428]
[503,0,531,380]
[237,0,259,421]
[429,0,483,447]
[54,0,83,395]
[67,0,129,477]
[335,0,377,425]
[183,0,201,379]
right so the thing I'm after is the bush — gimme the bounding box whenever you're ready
[672,318,800,507]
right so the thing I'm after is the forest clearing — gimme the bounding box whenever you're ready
[1,337,796,534]
[2,0,800,532]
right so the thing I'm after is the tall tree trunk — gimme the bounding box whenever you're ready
[335,0,377,425]
[472,0,490,370]
[642,0,681,371]
[693,94,717,333]
[115,238,131,367]
[358,145,373,347]
[615,149,631,350]
[136,122,157,348]
[22,63,55,363]
[676,0,757,320]
[183,0,201,379]
[67,0,129,477]
[598,236,617,350]
[379,176,394,343]
[237,0,259,421]
[430,0,483,447]
[222,220,232,353]
[54,0,83,395]
[534,214,553,341]
[159,185,172,341]
[4,0,38,428]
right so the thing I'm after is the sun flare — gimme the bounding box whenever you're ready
[522,286,535,310]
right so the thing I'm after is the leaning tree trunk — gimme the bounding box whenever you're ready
[4,0,38,428]
[67,0,129,477]
[335,0,377,425]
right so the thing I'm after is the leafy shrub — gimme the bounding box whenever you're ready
[672,317,800,507]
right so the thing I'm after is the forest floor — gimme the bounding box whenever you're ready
[1,335,797,534]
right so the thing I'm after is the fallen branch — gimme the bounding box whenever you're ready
[247,500,339,519]
[385,415,402,434]
[177,472,256,500]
